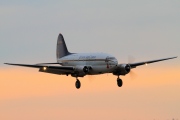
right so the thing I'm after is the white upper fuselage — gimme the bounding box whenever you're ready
[57,53,118,75]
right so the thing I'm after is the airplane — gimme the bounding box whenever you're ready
[5,33,177,89]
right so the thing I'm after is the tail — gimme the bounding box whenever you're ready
[56,33,71,59]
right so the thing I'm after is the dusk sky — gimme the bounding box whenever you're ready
[0,0,180,120]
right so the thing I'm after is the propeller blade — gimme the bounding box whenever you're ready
[87,75,95,82]
[129,70,138,80]
[128,55,135,63]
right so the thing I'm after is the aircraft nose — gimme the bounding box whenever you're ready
[111,59,118,65]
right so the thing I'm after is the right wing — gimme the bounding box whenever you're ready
[129,56,177,68]
[4,63,74,75]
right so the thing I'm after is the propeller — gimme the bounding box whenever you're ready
[128,55,138,80]
[87,75,96,83]
[128,55,135,64]
[128,55,137,80]
[129,70,137,80]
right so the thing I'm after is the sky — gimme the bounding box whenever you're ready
[0,0,180,120]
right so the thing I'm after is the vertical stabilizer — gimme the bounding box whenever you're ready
[56,33,70,59]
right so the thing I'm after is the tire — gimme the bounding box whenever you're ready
[75,80,81,89]
[117,79,123,87]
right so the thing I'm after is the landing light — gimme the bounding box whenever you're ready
[43,67,47,70]
[145,63,148,66]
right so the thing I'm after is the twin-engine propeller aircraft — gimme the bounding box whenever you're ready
[5,33,177,89]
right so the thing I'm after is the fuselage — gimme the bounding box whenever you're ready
[57,53,118,75]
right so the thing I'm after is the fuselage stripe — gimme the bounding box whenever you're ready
[60,59,106,62]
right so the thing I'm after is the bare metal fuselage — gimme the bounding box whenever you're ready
[58,53,118,75]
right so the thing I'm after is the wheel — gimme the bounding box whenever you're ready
[75,79,81,89]
[117,78,123,87]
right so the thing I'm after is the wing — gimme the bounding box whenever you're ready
[129,56,177,68]
[4,63,74,75]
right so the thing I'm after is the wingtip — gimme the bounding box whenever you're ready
[170,56,178,59]
[4,63,12,65]
[172,56,178,59]
[4,63,14,65]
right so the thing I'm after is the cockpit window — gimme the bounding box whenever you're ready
[105,57,116,62]
[107,57,115,60]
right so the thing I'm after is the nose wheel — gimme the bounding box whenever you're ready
[117,77,123,87]
[75,79,81,89]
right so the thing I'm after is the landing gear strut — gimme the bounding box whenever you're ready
[117,76,123,87]
[75,79,81,89]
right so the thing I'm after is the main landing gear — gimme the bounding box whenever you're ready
[75,79,81,89]
[75,76,123,89]
[117,76,123,87]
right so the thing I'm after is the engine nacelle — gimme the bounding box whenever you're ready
[83,66,90,73]
[71,66,91,77]
[114,64,131,75]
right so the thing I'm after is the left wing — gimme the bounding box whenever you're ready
[129,56,177,68]
[4,63,74,75]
